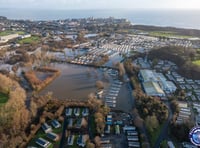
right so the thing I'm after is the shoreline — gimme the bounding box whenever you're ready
[0,9,200,30]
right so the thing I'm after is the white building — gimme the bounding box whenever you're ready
[138,69,157,82]
[142,81,165,97]
[139,69,176,96]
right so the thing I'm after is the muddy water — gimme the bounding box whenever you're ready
[39,63,134,112]
[39,63,109,100]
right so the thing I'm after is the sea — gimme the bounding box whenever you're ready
[1,8,200,30]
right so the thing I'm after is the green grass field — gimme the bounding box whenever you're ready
[28,121,63,148]
[0,30,25,36]
[148,31,194,39]
[192,60,200,66]
[18,36,40,44]
[0,93,8,104]
[148,123,165,147]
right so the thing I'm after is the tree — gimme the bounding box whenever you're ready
[94,136,101,147]
[152,58,158,68]
[171,100,179,113]
[86,142,95,148]
[77,31,86,43]
[170,122,192,142]
[81,118,88,128]
[116,62,125,77]
[96,80,104,90]
[133,116,144,129]
[30,100,37,118]
[145,115,159,133]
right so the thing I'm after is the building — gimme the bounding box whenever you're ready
[106,115,112,125]
[82,108,89,116]
[176,102,191,124]
[46,132,59,141]
[159,80,177,93]
[51,119,61,128]
[77,135,86,147]
[19,34,31,39]
[142,81,165,97]
[41,123,52,133]
[67,135,74,146]
[123,126,136,133]
[138,69,157,82]
[65,108,73,116]
[138,69,177,96]
[74,108,80,116]
[35,138,51,148]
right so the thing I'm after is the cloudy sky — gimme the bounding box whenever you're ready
[0,0,200,10]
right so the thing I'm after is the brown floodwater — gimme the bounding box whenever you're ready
[39,63,134,112]
[39,63,109,100]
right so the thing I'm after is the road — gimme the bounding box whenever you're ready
[154,102,173,148]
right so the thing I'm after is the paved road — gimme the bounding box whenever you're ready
[154,102,173,148]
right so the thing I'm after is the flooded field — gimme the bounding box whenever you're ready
[39,63,109,100]
[39,63,134,112]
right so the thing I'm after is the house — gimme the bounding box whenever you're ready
[46,132,59,141]
[65,108,73,116]
[51,119,61,128]
[67,135,74,146]
[74,108,80,116]
[77,135,86,147]
[105,125,111,134]
[82,108,89,116]
[106,115,112,125]
[127,136,139,141]
[128,142,140,148]
[41,123,52,133]
[123,126,136,133]
[127,131,138,136]
[35,138,51,148]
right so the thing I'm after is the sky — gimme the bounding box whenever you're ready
[0,0,200,10]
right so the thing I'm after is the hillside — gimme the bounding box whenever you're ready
[133,25,200,37]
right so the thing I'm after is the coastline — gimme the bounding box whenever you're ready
[0,9,200,30]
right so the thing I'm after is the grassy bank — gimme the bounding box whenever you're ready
[149,31,193,39]
[148,123,165,147]
[18,36,40,44]
[0,93,8,105]
[24,67,61,91]
[0,30,25,36]
[192,60,200,66]
[28,122,63,148]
